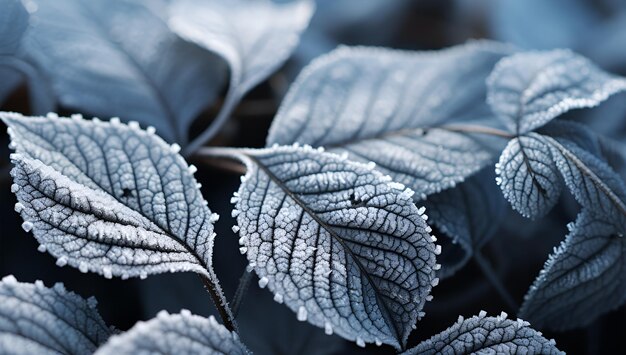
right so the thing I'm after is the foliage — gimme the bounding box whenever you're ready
[2,0,626,354]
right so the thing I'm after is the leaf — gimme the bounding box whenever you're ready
[2,112,235,327]
[402,311,564,355]
[519,212,626,331]
[0,0,28,104]
[17,0,227,144]
[425,168,506,278]
[266,41,512,198]
[546,133,626,223]
[218,144,437,349]
[496,133,563,219]
[172,0,315,153]
[487,49,626,134]
[0,275,112,354]
[0,0,28,55]
[95,311,248,355]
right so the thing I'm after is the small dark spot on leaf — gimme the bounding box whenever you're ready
[349,192,367,207]
[121,188,134,198]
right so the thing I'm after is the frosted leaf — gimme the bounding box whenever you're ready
[402,312,564,355]
[520,212,626,331]
[95,313,248,355]
[267,41,513,198]
[425,168,506,278]
[172,0,314,152]
[2,112,234,325]
[496,134,563,219]
[546,134,626,223]
[0,276,112,354]
[223,145,437,349]
[16,0,227,144]
[487,49,626,134]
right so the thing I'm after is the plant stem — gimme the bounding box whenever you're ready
[231,269,254,317]
[195,151,247,175]
[184,91,241,157]
[199,273,239,332]
[473,250,518,312]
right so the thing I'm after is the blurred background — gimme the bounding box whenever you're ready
[2,0,626,354]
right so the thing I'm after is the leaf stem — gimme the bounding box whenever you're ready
[194,150,247,175]
[230,269,254,317]
[184,91,241,157]
[199,273,239,332]
[473,250,518,312]
[440,124,514,139]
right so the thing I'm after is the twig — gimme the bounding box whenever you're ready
[199,273,239,332]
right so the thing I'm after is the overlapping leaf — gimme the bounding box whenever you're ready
[487,49,626,134]
[0,275,112,354]
[15,0,227,144]
[216,145,437,349]
[266,41,513,198]
[519,212,626,331]
[496,133,563,219]
[402,311,564,354]
[2,112,235,327]
[0,0,28,104]
[95,311,248,355]
[425,168,506,278]
[171,0,314,153]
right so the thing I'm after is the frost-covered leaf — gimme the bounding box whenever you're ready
[496,134,563,219]
[17,0,226,144]
[173,0,314,153]
[2,112,234,326]
[519,212,626,331]
[267,41,513,198]
[402,311,564,355]
[95,311,247,355]
[487,49,626,134]
[425,168,506,278]
[218,145,437,349]
[546,134,626,223]
[0,275,112,355]
[0,0,28,54]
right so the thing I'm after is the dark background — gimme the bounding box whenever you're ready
[2,1,626,354]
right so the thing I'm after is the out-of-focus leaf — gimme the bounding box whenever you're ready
[0,275,112,354]
[212,145,437,349]
[95,311,248,355]
[487,49,626,134]
[171,0,314,153]
[519,212,626,331]
[2,112,235,328]
[17,0,227,144]
[402,311,564,354]
[267,41,512,198]
[426,168,506,278]
[0,0,28,104]
[496,134,563,219]
[0,0,28,55]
